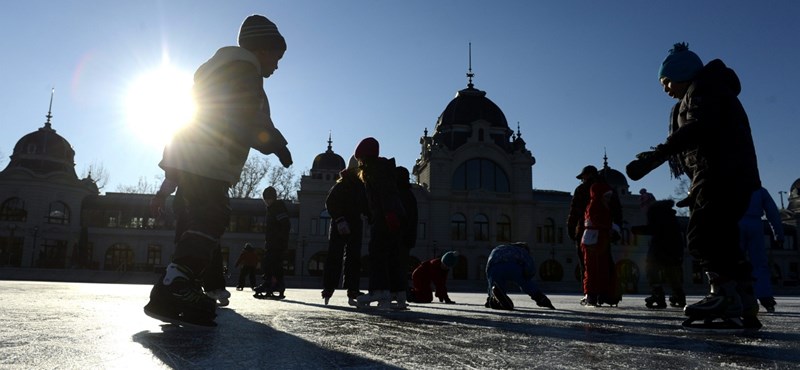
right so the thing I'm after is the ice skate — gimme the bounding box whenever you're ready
[253,280,285,300]
[682,272,748,333]
[669,294,686,308]
[645,287,667,309]
[356,290,390,309]
[347,290,365,307]
[532,292,555,310]
[392,291,409,311]
[321,289,334,305]
[206,288,231,307]
[490,284,514,310]
[580,294,599,307]
[143,263,217,328]
[759,297,776,313]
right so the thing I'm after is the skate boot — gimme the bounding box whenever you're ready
[347,290,365,307]
[682,272,744,332]
[490,284,514,310]
[737,280,762,331]
[321,289,334,305]
[144,263,217,327]
[392,291,409,310]
[206,288,231,307]
[254,280,285,300]
[356,290,390,309]
[532,292,556,310]
[580,294,599,307]
[759,297,776,313]
[669,289,686,308]
[645,287,667,309]
[236,286,244,291]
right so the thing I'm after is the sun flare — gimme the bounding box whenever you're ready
[125,65,195,148]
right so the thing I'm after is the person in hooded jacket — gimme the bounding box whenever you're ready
[407,251,458,304]
[144,14,292,327]
[626,42,762,331]
[321,157,370,306]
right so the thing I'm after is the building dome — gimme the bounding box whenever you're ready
[432,83,512,151]
[310,135,345,173]
[788,178,800,212]
[599,157,630,196]
[5,120,77,177]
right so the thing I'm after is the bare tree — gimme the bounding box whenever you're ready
[266,165,300,202]
[80,161,110,191]
[229,155,272,199]
[116,175,162,194]
[672,177,691,217]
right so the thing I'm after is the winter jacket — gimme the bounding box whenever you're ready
[411,258,450,300]
[265,199,290,249]
[235,249,260,268]
[486,244,536,279]
[663,59,761,199]
[325,168,369,230]
[160,46,289,185]
[359,156,405,231]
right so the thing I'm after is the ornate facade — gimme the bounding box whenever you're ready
[2,75,799,292]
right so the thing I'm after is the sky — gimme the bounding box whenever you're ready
[1,1,798,205]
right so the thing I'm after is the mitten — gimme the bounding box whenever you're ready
[335,218,351,236]
[626,148,667,181]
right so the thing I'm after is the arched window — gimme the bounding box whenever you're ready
[0,197,27,221]
[319,209,331,237]
[451,213,467,240]
[473,213,489,241]
[146,244,162,268]
[308,251,327,276]
[451,158,510,192]
[536,217,563,244]
[104,243,134,271]
[496,215,511,242]
[46,201,70,225]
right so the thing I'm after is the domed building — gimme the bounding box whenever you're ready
[0,103,98,268]
[2,64,797,293]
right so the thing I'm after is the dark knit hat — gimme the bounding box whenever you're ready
[440,251,459,268]
[238,14,286,51]
[658,42,703,82]
[354,137,379,160]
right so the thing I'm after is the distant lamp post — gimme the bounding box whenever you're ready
[30,226,39,267]
[300,237,306,278]
[778,191,787,209]
[6,224,17,265]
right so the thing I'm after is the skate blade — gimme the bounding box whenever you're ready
[681,317,746,334]
[144,309,217,329]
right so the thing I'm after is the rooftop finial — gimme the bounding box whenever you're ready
[44,87,54,129]
[466,42,474,88]
[516,122,522,138]
[327,131,333,152]
[603,148,609,169]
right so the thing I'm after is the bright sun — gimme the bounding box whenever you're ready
[125,65,195,148]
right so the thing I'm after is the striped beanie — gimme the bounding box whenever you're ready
[658,42,703,82]
[238,14,286,51]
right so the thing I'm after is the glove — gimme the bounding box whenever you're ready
[626,147,667,181]
[385,212,400,233]
[610,223,622,243]
[149,193,167,218]
[276,146,293,168]
[675,195,693,208]
[439,297,455,304]
[335,218,351,236]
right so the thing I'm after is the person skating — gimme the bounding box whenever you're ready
[626,42,763,332]
[407,251,458,305]
[144,14,292,327]
[631,199,686,309]
[235,243,260,291]
[389,165,418,310]
[739,187,784,313]
[485,242,555,311]
[321,157,369,306]
[254,186,291,300]
[351,137,406,310]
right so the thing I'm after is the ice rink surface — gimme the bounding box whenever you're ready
[1,280,798,369]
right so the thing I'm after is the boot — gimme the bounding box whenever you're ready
[532,292,556,310]
[645,286,667,309]
[669,287,686,308]
[684,272,742,319]
[144,263,217,327]
[393,291,409,310]
[321,289,334,305]
[759,297,776,313]
[347,290,365,307]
